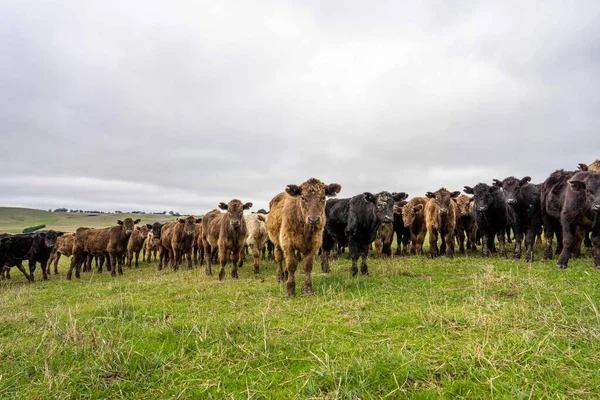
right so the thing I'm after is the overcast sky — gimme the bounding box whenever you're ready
[1,1,599,214]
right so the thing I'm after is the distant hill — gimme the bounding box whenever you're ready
[0,207,177,234]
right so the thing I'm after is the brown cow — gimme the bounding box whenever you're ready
[454,194,477,254]
[578,160,600,172]
[398,197,428,255]
[127,224,151,268]
[267,178,341,297]
[159,216,201,271]
[373,223,394,257]
[205,200,252,280]
[193,222,204,266]
[425,188,461,258]
[143,222,164,262]
[238,213,268,273]
[107,218,140,276]
[48,232,75,274]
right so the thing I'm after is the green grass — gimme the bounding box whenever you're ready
[1,208,600,399]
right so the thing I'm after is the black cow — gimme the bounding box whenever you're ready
[464,184,508,258]
[492,176,542,262]
[392,196,410,256]
[557,171,600,269]
[540,169,584,261]
[321,191,407,276]
[0,231,64,281]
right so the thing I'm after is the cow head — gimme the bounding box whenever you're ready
[578,160,600,172]
[178,216,201,236]
[493,176,530,206]
[464,183,499,213]
[425,188,460,216]
[40,230,65,248]
[137,225,150,240]
[118,218,140,235]
[218,200,252,228]
[150,222,164,239]
[455,194,474,217]
[568,172,600,212]
[286,178,341,227]
[0,236,11,249]
[363,191,397,224]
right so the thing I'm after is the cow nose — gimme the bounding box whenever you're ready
[461,212,469,217]
[308,216,320,225]
[383,215,392,222]
[126,230,133,235]
[439,208,448,215]
[593,204,600,211]
[507,199,517,204]
[231,220,240,227]
[478,206,487,212]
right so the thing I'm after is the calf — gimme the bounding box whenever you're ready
[205,200,252,280]
[321,191,406,276]
[464,184,508,257]
[1,231,64,281]
[493,176,542,261]
[557,171,600,269]
[239,213,268,273]
[425,188,461,258]
[373,222,394,257]
[159,216,200,271]
[48,232,75,274]
[454,194,477,254]
[392,197,411,256]
[268,178,341,296]
[193,222,204,266]
[399,197,428,255]
[143,222,163,262]
[107,218,140,276]
[127,224,151,268]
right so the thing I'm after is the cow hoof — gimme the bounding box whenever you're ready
[557,264,567,269]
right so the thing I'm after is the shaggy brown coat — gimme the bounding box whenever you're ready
[206,200,252,280]
[239,213,268,273]
[159,216,201,271]
[127,224,151,268]
[373,223,394,257]
[398,197,429,255]
[143,232,161,262]
[267,178,341,296]
[425,188,461,258]
[49,233,74,274]
[107,218,140,276]
[454,194,478,254]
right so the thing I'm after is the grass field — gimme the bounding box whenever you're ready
[1,208,600,399]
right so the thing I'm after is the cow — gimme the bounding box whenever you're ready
[106,218,140,276]
[159,216,201,271]
[464,183,509,258]
[126,224,151,268]
[321,191,404,276]
[373,222,394,257]
[48,232,75,274]
[268,178,341,296]
[193,222,204,266]
[204,200,252,280]
[425,188,461,258]
[143,222,163,262]
[540,169,578,260]
[557,171,600,269]
[398,196,429,255]
[392,197,411,256]
[0,231,64,281]
[238,213,268,273]
[454,194,477,254]
[492,176,542,262]
[578,160,600,172]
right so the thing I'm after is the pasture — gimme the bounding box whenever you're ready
[1,208,600,399]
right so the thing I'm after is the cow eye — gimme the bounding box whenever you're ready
[322,196,326,201]
[301,196,307,202]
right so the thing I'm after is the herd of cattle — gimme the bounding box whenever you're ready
[1,160,599,296]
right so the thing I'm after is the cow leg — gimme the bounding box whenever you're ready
[321,230,335,273]
[186,250,193,270]
[218,247,230,281]
[395,230,402,256]
[349,241,360,277]
[444,230,454,259]
[251,245,260,274]
[127,251,132,269]
[203,243,212,275]
[53,252,61,274]
[170,249,177,271]
[274,245,284,283]
[67,252,79,280]
[513,228,523,260]
[592,232,600,269]
[360,244,370,276]
[118,253,124,275]
[109,253,117,277]
[482,233,491,258]
[557,224,577,268]
[573,227,586,258]
[193,246,198,266]
[525,226,536,262]
[302,254,314,295]
[428,229,439,258]
[497,233,507,258]
[283,248,298,297]
[585,231,593,249]
[135,250,140,268]
[27,258,37,282]
[15,262,32,282]
[231,249,242,279]
[457,227,466,254]
[40,261,49,281]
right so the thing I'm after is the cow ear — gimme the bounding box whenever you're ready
[463,186,474,195]
[178,217,186,223]
[414,204,424,212]
[578,163,589,171]
[451,198,458,203]
[468,197,474,203]
[568,180,587,191]
[57,232,65,237]
[492,179,503,188]
[1,237,10,244]
[39,233,47,238]
[196,218,202,223]
[425,192,435,199]
[146,224,153,229]
[392,192,408,201]
[243,202,253,210]
[218,202,228,210]
[490,186,499,193]
[325,183,342,197]
[135,226,141,231]
[134,219,141,224]
[450,191,461,198]
[117,220,124,225]
[256,214,266,222]
[363,192,376,203]
[519,176,531,186]
[285,185,302,197]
